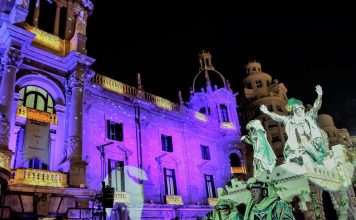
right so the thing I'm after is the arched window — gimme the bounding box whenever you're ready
[230,153,241,167]
[18,86,55,113]
[219,104,229,122]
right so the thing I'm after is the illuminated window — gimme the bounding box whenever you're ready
[201,145,211,160]
[108,159,125,192]
[256,80,263,88]
[18,86,54,113]
[205,174,216,198]
[106,121,123,141]
[164,168,177,195]
[219,104,229,122]
[161,135,173,152]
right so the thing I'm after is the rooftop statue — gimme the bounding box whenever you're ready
[241,119,276,177]
[260,85,329,165]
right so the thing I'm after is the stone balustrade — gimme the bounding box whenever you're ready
[16,106,58,125]
[9,168,68,187]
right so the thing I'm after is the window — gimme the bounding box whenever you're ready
[255,80,263,88]
[272,134,281,143]
[18,86,54,113]
[161,135,173,152]
[199,107,206,115]
[164,168,177,195]
[201,145,211,160]
[106,120,123,141]
[219,104,229,122]
[108,159,125,192]
[267,105,273,111]
[205,174,216,198]
[27,158,48,170]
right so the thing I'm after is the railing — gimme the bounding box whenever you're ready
[208,198,218,206]
[16,106,58,125]
[114,191,130,203]
[0,152,10,171]
[9,168,68,187]
[221,122,235,129]
[165,195,183,205]
[92,74,198,115]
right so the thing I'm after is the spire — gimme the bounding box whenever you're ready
[177,90,183,105]
[198,50,214,92]
[137,73,143,90]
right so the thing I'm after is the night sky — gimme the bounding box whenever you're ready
[86,3,356,134]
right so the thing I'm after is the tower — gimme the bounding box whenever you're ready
[189,50,246,180]
[237,61,288,166]
[0,0,95,218]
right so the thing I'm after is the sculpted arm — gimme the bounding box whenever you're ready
[312,85,323,112]
[260,105,287,123]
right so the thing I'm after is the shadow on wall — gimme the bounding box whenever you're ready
[104,166,148,220]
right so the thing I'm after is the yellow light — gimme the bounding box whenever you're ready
[155,96,173,110]
[9,168,68,187]
[16,106,58,125]
[165,195,183,205]
[114,191,130,203]
[221,122,235,129]
[195,112,207,121]
[0,152,10,171]
[23,24,64,53]
[208,198,218,206]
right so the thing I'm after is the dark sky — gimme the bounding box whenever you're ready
[86,3,356,134]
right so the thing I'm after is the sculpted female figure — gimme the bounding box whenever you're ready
[241,119,276,177]
[260,85,329,164]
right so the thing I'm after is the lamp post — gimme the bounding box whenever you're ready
[96,142,114,220]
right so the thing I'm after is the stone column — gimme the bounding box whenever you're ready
[53,3,62,36]
[0,48,22,163]
[66,64,87,187]
[33,0,40,27]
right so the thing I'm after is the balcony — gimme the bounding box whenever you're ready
[9,168,68,187]
[114,191,130,203]
[165,195,183,205]
[16,106,58,125]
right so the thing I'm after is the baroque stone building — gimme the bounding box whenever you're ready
[0,1,245,219]
[237,61,288,171]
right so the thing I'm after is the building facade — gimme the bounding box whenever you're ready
[0,1,244,219]
[237,61,288,171]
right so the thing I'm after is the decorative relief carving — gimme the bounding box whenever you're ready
[1,48,23,69]
[0,116,10,147]
[81,0,94,11]
[67,136,81,158]
[67,72,85,89]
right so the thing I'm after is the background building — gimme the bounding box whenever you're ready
[237,61,288,172]
[0,1,244,219]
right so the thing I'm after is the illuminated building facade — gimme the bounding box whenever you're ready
[237,61,288,173]
[0,1,244,219]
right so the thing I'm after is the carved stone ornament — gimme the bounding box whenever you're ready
[67,72,85,89]
[67,136,81,158]
[1,48,23,68]
[0,117,10,146]
[81,0,94,11]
